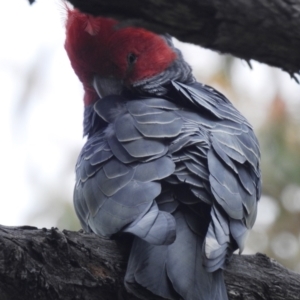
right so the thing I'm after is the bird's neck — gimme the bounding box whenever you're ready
[132,54,195,97]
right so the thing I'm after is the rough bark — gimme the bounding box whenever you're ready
[0,225,299,300]
[62,0,300,79]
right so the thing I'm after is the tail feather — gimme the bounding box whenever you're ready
[123,201,176,245]
[125,241,178,300]
[125,210,228,300]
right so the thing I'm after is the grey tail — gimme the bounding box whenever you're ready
[125,210,228,300]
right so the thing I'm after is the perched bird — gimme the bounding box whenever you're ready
[65,8,261,300]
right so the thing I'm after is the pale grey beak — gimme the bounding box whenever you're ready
[92,75,123,98]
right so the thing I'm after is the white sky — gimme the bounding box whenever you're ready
[0,0,83,226]
[0,0,299,230]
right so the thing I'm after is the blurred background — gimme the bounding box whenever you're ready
[1,0,300,272]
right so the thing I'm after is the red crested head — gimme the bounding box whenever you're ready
[106,27,177,84]
[64,9,117,105]
[65,9,177,105]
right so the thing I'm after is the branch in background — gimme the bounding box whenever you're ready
[0,225,299,300]
[65,0,300,79]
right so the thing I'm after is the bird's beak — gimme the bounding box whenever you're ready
[92,75,123,98]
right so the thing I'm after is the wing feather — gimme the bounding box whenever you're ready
[74,81,261,280]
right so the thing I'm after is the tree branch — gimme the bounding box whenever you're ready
[0,225,299,300]
[66,0,300,78]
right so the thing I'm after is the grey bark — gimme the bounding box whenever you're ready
[64,0,300,79]
[0,225,299,300]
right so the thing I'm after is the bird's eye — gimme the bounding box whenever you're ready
[127,53,137,65]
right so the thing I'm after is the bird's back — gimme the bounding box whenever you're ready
[74,80,261,300]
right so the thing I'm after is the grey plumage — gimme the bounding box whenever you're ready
[74,79,261,299]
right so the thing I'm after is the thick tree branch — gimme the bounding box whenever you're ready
[65,0,300,78]
[0,225,299,300]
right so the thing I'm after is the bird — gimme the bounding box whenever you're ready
[64,8,261,300]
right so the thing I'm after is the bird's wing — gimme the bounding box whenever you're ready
[170,81,261,270]
[74,95,184,245]
[74,85,260,300]
[75,83,260,269]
